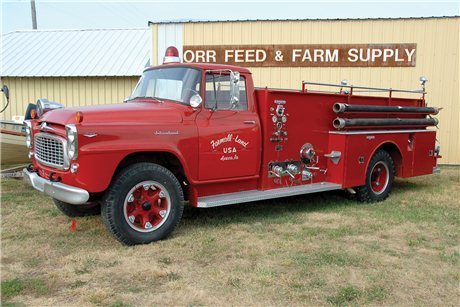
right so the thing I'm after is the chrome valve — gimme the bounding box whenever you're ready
[286,164,299,177]
[270,165,284,178]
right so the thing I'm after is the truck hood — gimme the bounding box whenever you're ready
[39,101,185,126]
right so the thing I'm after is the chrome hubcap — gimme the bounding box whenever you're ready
[123,181,171,233]
[370,162,389,195]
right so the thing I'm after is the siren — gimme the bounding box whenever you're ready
[163,46,181,64]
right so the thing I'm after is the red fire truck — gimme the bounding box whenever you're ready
[23,47,440,245]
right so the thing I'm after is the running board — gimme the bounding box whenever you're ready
[196,182,342,208]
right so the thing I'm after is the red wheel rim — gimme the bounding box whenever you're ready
[370,161,389,195]
[123,181,171,232]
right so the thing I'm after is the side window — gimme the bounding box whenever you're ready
[205,74,248,111]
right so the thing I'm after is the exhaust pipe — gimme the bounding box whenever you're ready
[333,117,439,129]
[333,103,439,115]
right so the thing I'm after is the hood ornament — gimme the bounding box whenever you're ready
[39,122,54,131]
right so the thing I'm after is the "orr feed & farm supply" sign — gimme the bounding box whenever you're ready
[183,44,417,67]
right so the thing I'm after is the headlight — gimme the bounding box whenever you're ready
[24,120,33,148]
[66,124,78,160]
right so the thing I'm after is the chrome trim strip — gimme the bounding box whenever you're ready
[197,182,341,208]
[34,132,69,170]
[23,169,89,205]
[329,129,436,135]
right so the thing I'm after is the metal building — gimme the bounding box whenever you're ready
[0,28,150,122]
[149,16,459,164]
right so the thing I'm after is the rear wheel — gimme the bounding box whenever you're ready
[356,149,395,202]
[53,199,100,217]
[102,163,184,245]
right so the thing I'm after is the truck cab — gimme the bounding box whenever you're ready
[23,47,440,245]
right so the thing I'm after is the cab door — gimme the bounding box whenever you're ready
[196,73,260,181]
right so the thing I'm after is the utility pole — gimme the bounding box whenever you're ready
[31,0,37,29]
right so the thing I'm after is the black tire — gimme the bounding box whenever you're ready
[356,149,395,203]
[101,163,184,245]
[53,199,101,217]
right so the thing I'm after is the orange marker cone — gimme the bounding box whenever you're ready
[71,219,77,232]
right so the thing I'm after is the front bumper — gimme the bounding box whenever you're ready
[23,169,90,205]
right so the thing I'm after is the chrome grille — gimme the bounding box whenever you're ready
[34,133,68,170]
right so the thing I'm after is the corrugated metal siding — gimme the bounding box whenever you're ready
[178,17,459,164]
[0,77,139,121]
[1,29,150,77]
[156,24,183,65]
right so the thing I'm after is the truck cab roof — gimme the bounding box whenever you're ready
[144,62,252,74]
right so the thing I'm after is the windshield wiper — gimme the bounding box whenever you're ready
[126,96,163,103]
[152,96,164,103]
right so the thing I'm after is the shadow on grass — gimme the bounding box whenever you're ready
[179,177,447,230]
[181,190,357,229]
[393,179,432,191]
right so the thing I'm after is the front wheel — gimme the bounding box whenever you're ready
[102,163,184,245]
[356,149,395,202]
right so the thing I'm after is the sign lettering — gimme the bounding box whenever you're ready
[183,44,417,67]
[209,133,249,162]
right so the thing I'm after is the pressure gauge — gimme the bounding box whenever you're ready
[272,115,277,123]
[282,115,287,123]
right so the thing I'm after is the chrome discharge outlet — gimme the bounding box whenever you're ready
[300,143,315,163]
[286,164,299,178]
[302,169,313,181]
[270,165,284,178]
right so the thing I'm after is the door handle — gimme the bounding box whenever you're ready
[244,120,256,125]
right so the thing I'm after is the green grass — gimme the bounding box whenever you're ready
[292,248,365,268]
[326,284,389,306]
[110,301,133,307]
[327,285,363,306]
[1,277,49,299]
[1,166,459,306]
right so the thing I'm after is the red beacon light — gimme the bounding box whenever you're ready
[163,46,180,64]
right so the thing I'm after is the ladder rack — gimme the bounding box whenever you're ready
[301,81,426,100]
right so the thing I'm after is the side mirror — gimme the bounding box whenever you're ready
[190,93,202,109]
[1,85,9,101]
[36,98,64,117]
[230,71,240,109]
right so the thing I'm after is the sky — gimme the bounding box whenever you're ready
[1,0,459,35]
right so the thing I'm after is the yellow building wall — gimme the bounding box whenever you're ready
[0,77,139,122]
[172,17,459,164]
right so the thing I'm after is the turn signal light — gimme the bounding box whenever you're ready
[30,109,37,119]
[75,111,83,123]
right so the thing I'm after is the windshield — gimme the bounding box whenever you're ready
[130,67,202,105]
